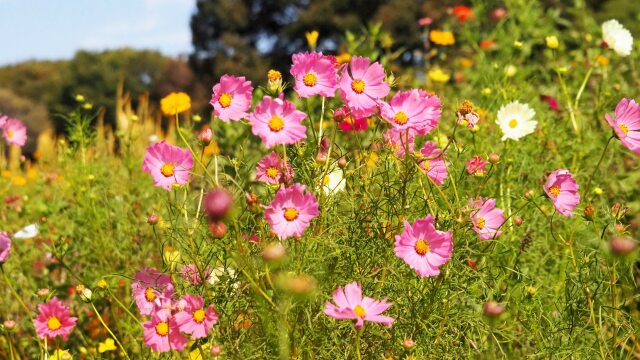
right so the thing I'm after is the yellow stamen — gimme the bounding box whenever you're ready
[160,163,175,177]
[144,287,156,302]
[266,167,279,179]
[476,217,486,230]
[618,123,629,135]
[351,79,365,94]
[192,309,206,324]
[508,119,518,128]
[393,112,408,125]
[155,322,169,336]
[7,130,14,138]
[353,305,366,318]
[423,161,431,171]
[549,185,560,196]
[47,316,62,331]
[269,116,285,132]
[284,208,298,221]
[303,72,317,87]
[414,239,430,255]
[218,93,232,108]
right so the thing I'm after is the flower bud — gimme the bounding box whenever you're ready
[208,221,228,239]
[204,188,233,221]
[513,215,523,226]
[192,114,202,123]
[147,214,159,225]
[338,157,347,168]
[609,237,637,256]
[3,320,16,330]
[614,223,626,233]
[583,204,595,221]
[490,7,507,22]
[37,288,50,298]
[483,301,504,318]
[262,242,286,262]
[611,203,627,220]
[75,94,85,102]
[211,344,222,356]
[488,153,500,164]
[315,152,327,164]
[524,189,535,199]
[402,338,415,349]
[198,128,212,145]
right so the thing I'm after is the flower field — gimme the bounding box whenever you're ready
[1,2,640,359]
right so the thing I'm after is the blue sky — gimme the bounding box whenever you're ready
[0,0,194,65]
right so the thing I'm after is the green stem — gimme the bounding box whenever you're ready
[175,113,216,184]
[355,327,363,360]
[90,303,131,360]
[584,135,614,200]
[106,288,141,325]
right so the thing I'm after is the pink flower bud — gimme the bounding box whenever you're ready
[204,188,233,220]
[211,344,222,356]
[208,221,228,239]
[3,320,15,330]
[198,128,213,145]
[609,237,636,256]
[402,338,415,349]
[483,301,504,317]
[262,242,286,262]
[147,214,159,225]
[488,153,500,164]
[513,215,523,226]
[490,7,507,22]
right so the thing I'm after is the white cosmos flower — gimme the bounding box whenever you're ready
[13,223,39,239]
[602,19,633,57]
[322,168,345,195]
[496,101,537,141]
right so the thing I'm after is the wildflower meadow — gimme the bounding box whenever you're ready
[1,1,640,359]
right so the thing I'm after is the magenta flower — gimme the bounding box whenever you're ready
[264,184,319,239]
[180,264,212,286]
[468,197,505,240]
[34,297,77,341]
[334,106,369,132]
[290,52,338,98]
[249,96,307,148]
[544,169,580,216]
[394,216,453,277]
[210,75,253,122]
[324,282,395,329]
[256,151,293,185]
[540,95,561,113]
[380,90,441,134]
[338,56,389,113]
[2,118,27,147]
[419,142,448,185]
[143,310,188,352]
[131,268,175,316]
[606,98,640,155]
[142,141,194,191]
[465,156,488,176]
[174,295,218,339]
[384,128,416,157]
[0,232,10,263]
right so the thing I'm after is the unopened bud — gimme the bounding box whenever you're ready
[75,94,85,102]
[338,157,347,168]
[513,215,523,226]
[3,320,16,330]
[488,153,500,164]
[524,189,535,199]
[208,221,228,239]
[315,152,327,164]
[211,344,222,356]
[193,114,202,123]
[262,242,286,262]
[37,288,50,298]
[583,204,595,221]
[147,214,159,225]
[609,237,637,256]
[483,301,504,318]
[204,188,234,221]
[614,223,626,233]
[403,339,415,349]
[198,128,213,145]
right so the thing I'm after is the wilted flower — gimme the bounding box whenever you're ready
[256,151,293,185]
[465,156,488,176]
[419,142,448,185]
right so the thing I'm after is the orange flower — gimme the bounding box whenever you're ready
[480,39,496,49]
[429,30,455,46]
[452,5,474,23]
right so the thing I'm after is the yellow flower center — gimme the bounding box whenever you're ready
[284,208,299,221]
[155,321,169,336]
[414,239,430,255]
[476,217,486,230]
[219,93,232,108]
[144,287,156,302]
[618,123,629,135]
[353,305,366,318]
[192,309,206,324]
[549,185,560,196]
[160,163,175,177]
[7,130,14,138]
[351,79,365,94]
[508,119,518,128]
[47,316,62,331]
[269,116,285,132]
[393,112,408,125]
[303,72,317,87]
[266,167,279,179]
[423,161,431,171]
[323,175,330,186]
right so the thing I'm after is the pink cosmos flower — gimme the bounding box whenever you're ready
[465,156,488,176]
[210,75,253,122]
[384,128,416,157]
[174,295,218,339]
[334,106,369,132]
[324,282,395,329]
[457,111,480,129]
[34,297,77,341]
[0,115,7,128]
[338,56,389,113]
[380,90,441,134]
[131,268,175,316]
[394,216,453,277]
[249,96,307,148]
[419,142,448,185]
[2,118,27,147]
[264,184,319,239]
[142,141,194,191]
[468,197,505,240]
[143,310,187,352]
[0,232,10,263]
[606,98,640,155]
[180,264,212,286]
[256,151,294,185]
[290,52,338,98]
[544,169,580,216]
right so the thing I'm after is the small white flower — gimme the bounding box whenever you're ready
[496,101,537,141]
[322,168,346,195]
[13,223,39,240]
[602,19,633,57]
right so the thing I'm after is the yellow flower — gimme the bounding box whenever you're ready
[429,30,455,46]
[51,349,73,360]
[428,68,450,83]
[97,279,108,289]
[545,35,559,49]
[12,176,27,186]
[98,338,117,353]
[305,31,319,50]
[160,92,191,116]
[595,55,609,66]
[513,40,523,48]
[335,52,351,65]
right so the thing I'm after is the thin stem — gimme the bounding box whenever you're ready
[175,113,216,184]
[90,303,131,360]
[317,96,325,147]
[106,288,141,325]
[355,327,363,360]
[584,135,614,199]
